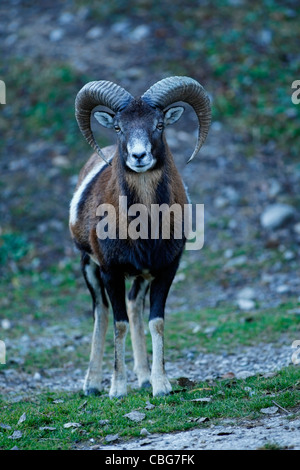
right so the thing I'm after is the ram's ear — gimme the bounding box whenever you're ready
[94,111,115,128]
[164,106,185,126]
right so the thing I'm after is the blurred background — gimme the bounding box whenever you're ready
[0,0,299,381]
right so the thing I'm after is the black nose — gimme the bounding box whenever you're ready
[132,151,146,160]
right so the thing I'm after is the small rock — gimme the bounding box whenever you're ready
[52,155,70,168]
[258,29,272,46]
[1,319,11,330]
[214,196,228,209]
[33,372,42,381]
[237,299,255,311]
[260,204,295,230]
[129,25,150,42]
[105,433,119,443]
[59,12,74,25]
[173,272,186,284]
[0,423,12,430]
[39,426,57,431]
[140,428,150,436]
[237,287,256,300]
[99,419,109,426]
[190,398,211,403]
[260,406,278,415]
[224,255,247,269]
[86,26,103,39]
[17,413,26,425]
[145,401,155,410]
[124,411,145,422]
[8,430,22,440]
[276,284,290,294]
[49,29,64,42]
[267,179,281,198]
[224,248,233,259]
[293,222,300,235]
[283,250,295,260]
[63,422,81,429]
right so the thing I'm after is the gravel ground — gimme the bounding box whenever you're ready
[91,414,300,451]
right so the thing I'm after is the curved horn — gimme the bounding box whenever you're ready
[142,76,211,163]
[75,81,133,164]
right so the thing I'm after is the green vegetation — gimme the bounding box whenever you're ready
[0,367,299,450]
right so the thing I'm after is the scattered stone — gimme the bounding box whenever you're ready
[105,434,119,443]
[17,413,26,425]
[63,422,81,429]
[124,411,146,422]
[293,222,300,235]
[86,26,103,39]
[145,401,155,410]
[140,428,150,436]
[276,285,290,294]
[39,426,57,431]
[224,255,247,269]
[260,204,295,230]
[0,423,12,430]
[129,25,150,42]
[283,250,295,260]
[237,287,256,300]
[287,308,300,315]
[49,29,64,42]
[52,155,70,168]
[190,398,211,403]
[58,12,74,25]
[237,299,255,311]
[1,319,11,330]
[8,431,22,440]
[260,406,278,415]
[33,372,42,381]
[99,419,109,426]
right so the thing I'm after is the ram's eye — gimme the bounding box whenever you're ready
[114,125,121,133]
[156,122,164,131]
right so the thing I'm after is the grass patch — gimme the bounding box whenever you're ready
[0,366,299,450]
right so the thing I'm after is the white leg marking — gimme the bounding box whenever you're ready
[69,160,107,226]
[83,263,109,395]
[149,318,172,397]
[127,281,150,387]
[109,321,129,398]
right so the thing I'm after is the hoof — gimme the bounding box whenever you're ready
[141,380,151,389]
[84,387,102,396]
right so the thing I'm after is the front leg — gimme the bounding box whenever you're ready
[149,258,180,397]
[101,269,128,398]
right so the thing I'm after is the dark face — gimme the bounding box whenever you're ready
[94,98,184,173]
[114,100,165,173]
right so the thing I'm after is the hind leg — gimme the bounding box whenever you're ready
[127,276,151,388]
[81,253,109,395]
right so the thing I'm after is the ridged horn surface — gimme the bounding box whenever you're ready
[75,81,133,163]
[142,76,211,163]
